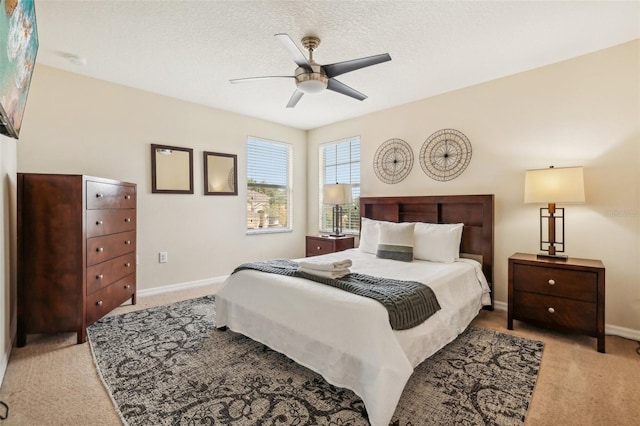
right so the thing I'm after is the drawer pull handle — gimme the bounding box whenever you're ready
[124,218,132,223]
[96,247,104,252]
[125,240,131,245]
[317,246,321,250]
[96,220,103,225]
[124,284,131,290]
[96,193,104,198]
[548,279,555,285]
[548,307,555,314]
[124,195,131,200]
[96,274,103,280]
[124,262,131,267]
[96,300,103,306]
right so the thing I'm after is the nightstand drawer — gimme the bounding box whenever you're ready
[306,238,335,256]
[513,291,596,334]
[513,263,597,302]
[305,235,355,257]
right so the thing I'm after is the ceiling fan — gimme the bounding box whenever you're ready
[230,33,391,108]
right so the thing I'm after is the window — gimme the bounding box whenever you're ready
[320,137,360,233]
[247,137,292,233]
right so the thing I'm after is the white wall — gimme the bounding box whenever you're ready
[18,65,308,291]
[307,40,640,333]
[0,134,16,386]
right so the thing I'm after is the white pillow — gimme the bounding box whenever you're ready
[377,222,415,262]
[358,217,382,254]
[413,223,464,263]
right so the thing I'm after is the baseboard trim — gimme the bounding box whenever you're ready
[494,300,507,311]
[491,300,639,341]
[605,324,640,341]
[0,347,8,388]
[137,276,228,298]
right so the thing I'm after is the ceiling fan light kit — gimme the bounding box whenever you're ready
[230,33,391,108]
[295,66,328,94]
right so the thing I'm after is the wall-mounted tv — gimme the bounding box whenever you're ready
[0,0,38,140]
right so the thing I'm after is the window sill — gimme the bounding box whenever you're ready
[247,228,293,235]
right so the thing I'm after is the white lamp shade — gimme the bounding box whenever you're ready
[323,183,352,205]
[524,166,585,204]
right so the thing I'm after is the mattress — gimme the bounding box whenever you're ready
[215,248,491,426]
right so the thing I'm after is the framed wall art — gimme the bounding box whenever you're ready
[151,144,194,194]
[203,151,237,195]
[0,0,39,139]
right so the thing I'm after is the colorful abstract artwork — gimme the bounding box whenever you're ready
[0,0,38,139]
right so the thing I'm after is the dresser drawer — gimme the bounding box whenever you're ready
[513,291,596,335]
[513,263,597,302]
[86,181,136,210]
[86,209,136,238]
[86,275,135,325]
[87,252,136,295]
[87,230,136,266]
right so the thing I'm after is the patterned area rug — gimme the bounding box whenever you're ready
[87,296,543,425]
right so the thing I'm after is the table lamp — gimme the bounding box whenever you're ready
[524,166,585,259]
[323,183,352,237]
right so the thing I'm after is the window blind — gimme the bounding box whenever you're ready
[247,137,292,233]
[320,137,361,233]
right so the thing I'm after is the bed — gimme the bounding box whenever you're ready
[215,194,494,426]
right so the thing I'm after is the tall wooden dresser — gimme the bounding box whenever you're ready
[17,174,137,346]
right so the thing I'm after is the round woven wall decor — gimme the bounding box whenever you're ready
[373,138,414,184]
[420,129,472,181]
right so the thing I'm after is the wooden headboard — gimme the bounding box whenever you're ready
[360,194,494,309]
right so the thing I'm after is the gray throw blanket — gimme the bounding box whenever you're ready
[232,259,441,330]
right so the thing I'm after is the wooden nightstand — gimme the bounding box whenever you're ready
[305,235,355,257]
[508,252,605,353]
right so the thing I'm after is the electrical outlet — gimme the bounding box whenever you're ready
[159,251,168,263]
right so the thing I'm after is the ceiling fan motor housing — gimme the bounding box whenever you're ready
[294,64,328,94]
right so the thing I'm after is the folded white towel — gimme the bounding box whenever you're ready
[298,259,353,272]
[299,267,350,279]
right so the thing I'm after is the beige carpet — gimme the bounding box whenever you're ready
[1,284,638,425]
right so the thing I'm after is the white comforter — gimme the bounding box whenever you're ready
[215,249,491,426]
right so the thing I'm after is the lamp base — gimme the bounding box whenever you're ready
[328,233,345,238]
[536,252,568,261]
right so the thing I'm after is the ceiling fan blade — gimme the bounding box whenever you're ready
[323,53,391,78]
[275,33,312,70]
[229,76,294,84]
[286,89,304,108]
[326,78,367,101]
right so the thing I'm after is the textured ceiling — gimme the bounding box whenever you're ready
[35,1,639,130]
